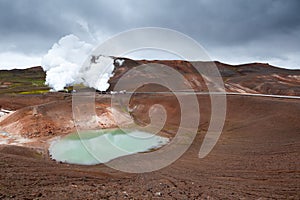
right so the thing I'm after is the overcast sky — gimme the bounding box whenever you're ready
[0,0,299,69]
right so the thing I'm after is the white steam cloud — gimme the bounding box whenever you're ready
[41,34,116,91]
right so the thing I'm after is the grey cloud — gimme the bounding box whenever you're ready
[0,0,299,67]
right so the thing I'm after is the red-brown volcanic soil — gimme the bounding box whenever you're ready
[109,58,300,95]
[0,93,299,199]
[0,59,300,199]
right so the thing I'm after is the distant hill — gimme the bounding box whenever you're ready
[0,66,49,94]
[109,58,300,96]
[1,59,300,96]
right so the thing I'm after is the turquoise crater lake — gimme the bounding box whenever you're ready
[49,129,169,165]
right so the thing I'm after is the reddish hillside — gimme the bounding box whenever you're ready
[109,58,300,95]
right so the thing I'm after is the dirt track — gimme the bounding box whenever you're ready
[0,94,299,199]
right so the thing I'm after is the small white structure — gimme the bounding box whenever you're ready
[0,109,13,117]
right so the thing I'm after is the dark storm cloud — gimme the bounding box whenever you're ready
[0,0,299,67]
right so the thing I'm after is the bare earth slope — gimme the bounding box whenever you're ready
[0,95,299,199]
[0,59,299,199]
[109,58,300,95]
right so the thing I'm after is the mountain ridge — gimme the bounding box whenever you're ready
[1,59,300,95]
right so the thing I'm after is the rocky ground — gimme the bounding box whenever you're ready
[0,93,299,199]
[0,59,299,199]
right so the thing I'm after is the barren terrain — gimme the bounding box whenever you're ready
[0,59,299,199]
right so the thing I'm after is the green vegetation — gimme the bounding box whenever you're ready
[18,89,50,95]
[0,67,50,95]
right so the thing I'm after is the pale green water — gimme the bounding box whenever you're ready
[49,129,169,165]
